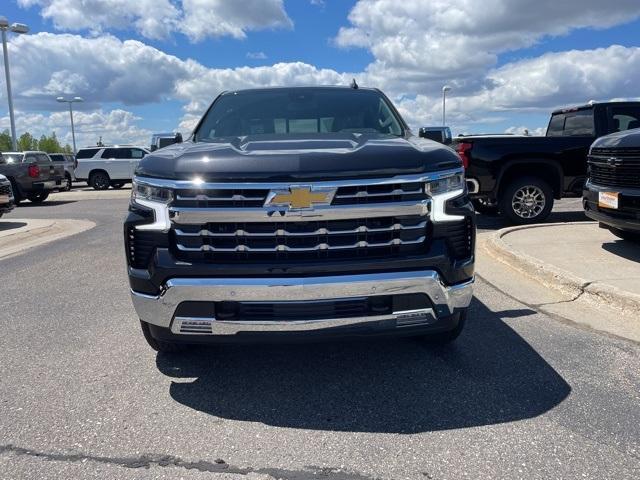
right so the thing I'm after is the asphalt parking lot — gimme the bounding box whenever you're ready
[1,194,639,479]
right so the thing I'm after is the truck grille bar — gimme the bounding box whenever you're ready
[589,149,640,189]
[132,169,464,263]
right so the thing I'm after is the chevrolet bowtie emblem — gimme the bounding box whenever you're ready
[265,186,336,210]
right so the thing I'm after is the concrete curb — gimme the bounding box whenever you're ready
[0,218,95,260]
[484,222,640,315]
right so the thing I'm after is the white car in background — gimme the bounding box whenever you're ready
[74,145,150,190]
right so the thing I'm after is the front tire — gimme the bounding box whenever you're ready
[63,173,72,191]
[500,176,554,225]
[140,321,188,353]
[419,310,467,345]
[610,227,640,243]
[472,198,499,215]
[89,171,111,190]
[27,191,50,203]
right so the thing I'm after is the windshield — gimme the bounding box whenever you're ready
[195,88,404,141]
[2,153,24,164]
[547,109,595,137]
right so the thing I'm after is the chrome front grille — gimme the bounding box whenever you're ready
[173,188,269,208]
[333,182,426,204]
[133,169,466,264]
[172,216,428,262]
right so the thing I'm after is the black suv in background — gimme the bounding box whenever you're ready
[583,128,640,242]
[453,101,640,224]
[125,86,475,352]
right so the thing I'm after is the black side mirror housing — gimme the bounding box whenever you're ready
[419,127,452,145]
[175,132,183,144]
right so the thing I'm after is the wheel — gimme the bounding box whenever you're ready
[419,310,467,345]
[9,179,21,204]
[610,228,640,243]
[89,171,111,190]
[62,173,72,191]
[140,320,188,353]
[499,176,554,225]
[472,198,499,215]
[110,182,125,189]
[26,191,50,203]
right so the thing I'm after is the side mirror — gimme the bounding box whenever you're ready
[175,132,183,144]
[419,127,452,145]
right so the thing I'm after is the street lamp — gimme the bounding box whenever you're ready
[442,85,452,127]
[1,17,29,151]
[56,96,84,154]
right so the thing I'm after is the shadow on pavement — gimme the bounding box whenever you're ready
[0,221,27,231]
[601,240,640,263]
[477,209,590,231]
[16,200,77,207]
[157,299,570,433]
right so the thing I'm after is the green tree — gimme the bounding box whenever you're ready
[17,132,38,151]
[37,132,63,153]
[0,129,11,151]
[62,144,73,154]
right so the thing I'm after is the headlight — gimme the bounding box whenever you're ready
[132,180,173,204]
[424,173,464,196]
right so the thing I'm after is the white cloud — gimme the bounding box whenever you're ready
[18,0,292,42]
[336,0,640,95]
[505,126,546,136]
[469,45,640,110]
[18,0,180,40]
[4,24,640,141]
[180,0,292,42]
[6,33,191,110]
[246,51,268,60]
[0,109,152,148]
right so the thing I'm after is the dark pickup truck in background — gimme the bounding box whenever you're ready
[583,127,640,242]
[453,101,640,224]
[0,151,62,204]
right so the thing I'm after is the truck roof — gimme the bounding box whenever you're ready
[221,85,379,95]
[552,101,640,115]
[3,151,48,155]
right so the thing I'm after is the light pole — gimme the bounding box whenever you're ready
[1,17,29,151]
[442,85,452,126]
[56,96,84,154]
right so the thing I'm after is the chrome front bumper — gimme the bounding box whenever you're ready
[131,271,474,336]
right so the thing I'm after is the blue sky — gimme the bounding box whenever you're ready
[1,0,640,146]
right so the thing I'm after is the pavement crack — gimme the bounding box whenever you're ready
[535,281,593,308]
[0,444,237,474]
[0,444,379,479]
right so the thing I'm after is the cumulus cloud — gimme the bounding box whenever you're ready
[180,0,292,42]
[4,28,640,142]
[471,45,640,110]
[336,0,640,95]
[246,51,268,60]
[0,109,152,148]
[18,0,180,40]
[18,0,292,42]
[6,33,191,110]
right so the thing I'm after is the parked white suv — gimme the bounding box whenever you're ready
[75,146,150,190]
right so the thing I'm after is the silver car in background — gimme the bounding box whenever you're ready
[0,173,15,218]
[49,153,77,191]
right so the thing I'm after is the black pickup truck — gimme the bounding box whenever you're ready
[453,102,640,224]
[125,86,475,352]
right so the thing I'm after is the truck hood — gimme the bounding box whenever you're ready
[591,127,640,149]
[136,133,462,182]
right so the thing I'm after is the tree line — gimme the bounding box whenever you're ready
[0,130,73,154]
